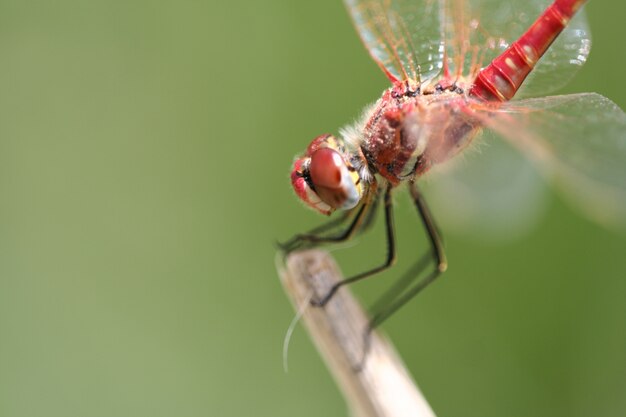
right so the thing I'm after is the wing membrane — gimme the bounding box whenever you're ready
[443,0,590,93]
[344,0,444,82]
[515,10,590,98]
[472,93,626,227]
[422,132,548,239]
[345,0,590,95]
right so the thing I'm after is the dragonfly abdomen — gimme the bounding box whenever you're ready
[470,0,584,101]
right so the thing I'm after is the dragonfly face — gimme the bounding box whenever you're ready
[290,134,366,215]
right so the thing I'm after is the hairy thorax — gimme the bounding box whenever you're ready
[360,81,481,185]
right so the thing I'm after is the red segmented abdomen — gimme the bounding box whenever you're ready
[469,0,585,101]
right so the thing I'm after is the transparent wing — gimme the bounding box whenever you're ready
[421,131,548,240]
[345,0,590,96]
[515,9,590,98]
[471,93,626,228]
[344,0,444,83]
[447,0,590,97]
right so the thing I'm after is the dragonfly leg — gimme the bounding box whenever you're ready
[278,209,354,253]
[279,184,381,253]
[366,180,447,331]
[359,185,381,231]
[366,252,431,317]
[312,183,396,307]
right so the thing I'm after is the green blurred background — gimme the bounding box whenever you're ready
[0,1,624,416]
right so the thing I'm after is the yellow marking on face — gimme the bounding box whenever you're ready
[327,136,339,149]
[349,170,363,196]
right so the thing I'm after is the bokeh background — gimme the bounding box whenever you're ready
[0,1,624,416]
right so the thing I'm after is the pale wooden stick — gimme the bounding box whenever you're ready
[280,249,436,417]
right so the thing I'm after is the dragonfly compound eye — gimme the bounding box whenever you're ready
[309,148,362,211]
[290,142,364,216]
[309,148,344,189]
[290,157,333,215]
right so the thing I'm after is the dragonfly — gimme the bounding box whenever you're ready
[281,0,626,329]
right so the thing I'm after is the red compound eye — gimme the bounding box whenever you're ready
[309,148,343,189]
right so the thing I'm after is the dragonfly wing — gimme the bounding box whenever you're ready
[344,0,444,83]
[345,0,590,96]
[422,130,548,240]
[514,7,590,98]
[471,93,626,228]
[443,0,590,95]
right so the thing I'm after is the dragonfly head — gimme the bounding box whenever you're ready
[291,134,364,215]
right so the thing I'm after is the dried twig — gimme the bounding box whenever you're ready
[279,249,436,417]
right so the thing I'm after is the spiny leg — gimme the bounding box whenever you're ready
[312,183,396,307]
[370,268,440,331]
[278,206,360,253]
[288,210,352,240]
[279,183,380,253]
[359,184,381,231]
[367,252,431,316]
[367,180,447,330]
[410,180,446,272]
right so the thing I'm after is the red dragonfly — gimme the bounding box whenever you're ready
[282,0,626,327]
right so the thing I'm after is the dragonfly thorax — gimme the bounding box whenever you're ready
[359,85,479,185]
